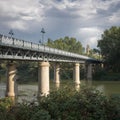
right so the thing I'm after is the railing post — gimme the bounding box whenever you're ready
[23,40,24,47]
[13,38,14,45]
[0,34,2,43]
[38,44,39,50]
[31,42,32,49]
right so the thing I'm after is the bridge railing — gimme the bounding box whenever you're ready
[0,34,91,60]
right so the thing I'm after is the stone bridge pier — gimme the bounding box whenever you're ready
[85,63,93,86]
[74,63,80,91]
[38,61,50,97]
[54,63,60,89]
[74,63,80,84]
[6,62,17,98]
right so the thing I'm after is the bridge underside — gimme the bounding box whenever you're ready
[0,45,85,63]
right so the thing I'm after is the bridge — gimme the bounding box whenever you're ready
[0,34,100,98]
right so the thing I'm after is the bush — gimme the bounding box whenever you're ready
[38,86,120,120]
[0,97,13,109]
[0,86,120,120]
[30,110,51,120]
[0,97,15,120]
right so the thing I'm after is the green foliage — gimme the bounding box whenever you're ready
[106,95,120,120]
[0,97,13,109]
[0,97,15,120]
[30,110,51,120]
[47,36,84,54]
[17,62,38,83]
[9,101,51,120]
[1,86,119,120]
[98,26,120,72]
[93,66,120,81]
[87,48,101,59]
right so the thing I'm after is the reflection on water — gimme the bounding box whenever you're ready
[0,83,6,98]
[75,84,80,91]
[55,83,60,90]
[18,85,38,102]
[0,81,120,101]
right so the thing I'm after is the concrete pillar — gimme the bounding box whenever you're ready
[74,63,80,84]
[54,63,60,89]
[38,61,50,97]
[54,63,60,84]
[101,63,104,68]
[6,63,17,97]
[87,64,92,80]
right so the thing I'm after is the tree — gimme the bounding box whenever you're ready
[47,36,84,54]
[97,26,120,72]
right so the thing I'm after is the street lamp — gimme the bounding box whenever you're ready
[9,29,14,38]
[41,28,45,45]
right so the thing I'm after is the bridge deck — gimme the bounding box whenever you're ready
[0,34,98,63]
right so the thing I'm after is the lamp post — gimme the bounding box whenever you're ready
[9,29,14,38]
[41,28,45,45]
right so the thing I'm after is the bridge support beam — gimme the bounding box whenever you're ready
[38,61,50,97]
[74,63,80,85]
[6,62,17,97]
[87,64,92,80]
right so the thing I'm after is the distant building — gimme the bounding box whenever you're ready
[86,44,90,55]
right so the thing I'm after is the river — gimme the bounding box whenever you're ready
[0,80,120,102]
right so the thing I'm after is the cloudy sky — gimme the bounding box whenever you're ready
[0,0,120,48]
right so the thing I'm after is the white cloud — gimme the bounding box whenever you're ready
[6,21,27,30]
[0,0,120,48]
[78,27,103,48]
[0,0,45,30]
[79,27,102,35]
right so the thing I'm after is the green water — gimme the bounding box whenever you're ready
[92,81,120,96]
[0,80,120,101]
[16,80,120,101]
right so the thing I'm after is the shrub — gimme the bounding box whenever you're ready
[0,86,120,120]
[30,110,51,120]
[0,97,15,120]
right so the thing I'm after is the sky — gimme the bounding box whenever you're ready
[0,0,120,49]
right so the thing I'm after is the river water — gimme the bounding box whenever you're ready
[0,80,120,102]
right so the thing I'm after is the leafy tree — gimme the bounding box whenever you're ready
[17,61,38,83]
[47,36,84,54]
[98,26,120,72]
[88,48,101,59]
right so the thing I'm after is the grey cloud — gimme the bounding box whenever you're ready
[45,5,80,19]
[0,0,120,48]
